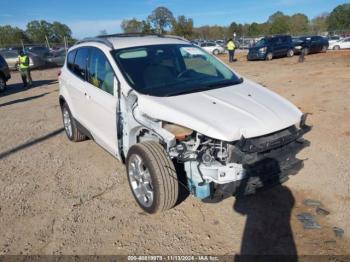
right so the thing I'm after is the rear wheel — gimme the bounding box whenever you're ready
[0,75,6,92]
[321,45,327,52]
[265,52,273,61]
[61,103,86,142]
[333,45,340,50]
[287,49,294,57]
[126,141,179,214]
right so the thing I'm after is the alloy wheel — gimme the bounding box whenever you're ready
[128,154,154,207]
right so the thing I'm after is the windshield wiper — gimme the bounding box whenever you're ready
[169,78,244,96]
[206,77,244,88]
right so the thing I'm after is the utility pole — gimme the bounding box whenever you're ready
[45,35,51,49]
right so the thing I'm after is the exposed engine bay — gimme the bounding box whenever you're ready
[124,91,311,201]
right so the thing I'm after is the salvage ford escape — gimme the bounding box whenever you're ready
[59,34,310,214]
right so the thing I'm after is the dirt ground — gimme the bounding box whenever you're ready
[0,50,349,256]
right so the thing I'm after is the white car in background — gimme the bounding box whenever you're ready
[328,37,350,50]
[199,42,225,55]
[327,35,343,46]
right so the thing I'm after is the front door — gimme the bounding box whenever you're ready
[85,47,119,157]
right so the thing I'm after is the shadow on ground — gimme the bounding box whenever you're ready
[0,128,64,160]
[234,186,297,261]
[0,79,57,97]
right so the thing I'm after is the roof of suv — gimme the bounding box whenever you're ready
[76,34,190,50]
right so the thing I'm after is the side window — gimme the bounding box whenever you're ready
[67,49,76,71]
[207,43,215,47]
[73,48,89,80]
[87,48,115,95]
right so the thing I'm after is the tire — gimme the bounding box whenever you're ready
[287,49,294,57]
[213,49,219,55]
[321,46,327,52]
[333,45,340,50]
[0,75,6,92]
[61,103,86,142]
[126,141,179,214]
[265,52,273,61]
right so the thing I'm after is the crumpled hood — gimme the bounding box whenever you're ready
[137,78,302,141]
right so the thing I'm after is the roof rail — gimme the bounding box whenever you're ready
[75,37,114,49]
[98,33,189,42]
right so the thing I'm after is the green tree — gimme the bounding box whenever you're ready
[51,21,73,42]
[121,18,143,33]
[268,11,285,23]
[289,13,309,35]
[141,20,155,33]
[267,11,291,34]
[0,25,29,47]
[26,20,53,42]
[327,3,350,31]
[172,15,193,38]
[311,13,329,34]
[148,6,174,34]
[248,22,261,37]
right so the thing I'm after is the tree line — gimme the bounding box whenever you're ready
[0,20,74,48]
[122,3,350,39]
[0,3,349,48]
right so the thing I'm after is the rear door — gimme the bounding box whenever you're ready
[66,47,90,127]
[310,36,321,52]
[85,47,119,156]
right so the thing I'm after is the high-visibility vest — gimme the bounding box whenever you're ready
[227,41,235,51]
[19,55,29,69]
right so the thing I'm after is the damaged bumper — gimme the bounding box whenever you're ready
[184,124,311,200]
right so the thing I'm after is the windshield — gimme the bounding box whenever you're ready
[112,44,242,97]
[254,38,267,48]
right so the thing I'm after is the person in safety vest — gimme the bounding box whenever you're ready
[18,50,32,88]
[227,38,236,63]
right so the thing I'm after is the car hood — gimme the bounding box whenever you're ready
[137,79,302,141]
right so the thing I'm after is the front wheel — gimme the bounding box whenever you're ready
[265,52,273,61]
[126,141,179,214]
[213,49,219,55]
[0,75,6,92]
[287,49,294,57]
[321,45,327,52]
[333,45,340,50]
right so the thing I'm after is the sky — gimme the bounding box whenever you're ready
[0,0,348,38]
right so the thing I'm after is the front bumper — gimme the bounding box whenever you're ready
[198,125,311,201]
[247,51,266,60]
[207,138,308,201]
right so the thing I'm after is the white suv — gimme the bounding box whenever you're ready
[59,34,310,214]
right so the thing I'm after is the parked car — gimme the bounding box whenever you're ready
[328,37,350,50]
[327,35,343,45]
[0,54,11,92]
[0,50,46,70]
[199,42,225,55]
[25,46,50,58]
[247,35,294,61]
[45,49,67,67]
[59,34,310,214]
[294,36,329,55]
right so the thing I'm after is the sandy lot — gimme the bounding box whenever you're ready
[0,50,349,256]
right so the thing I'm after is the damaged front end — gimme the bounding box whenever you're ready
[167,119,311,201]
